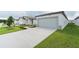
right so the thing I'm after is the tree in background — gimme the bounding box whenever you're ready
[7,16,14,27]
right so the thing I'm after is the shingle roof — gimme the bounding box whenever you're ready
[35,11,68,20]
[74,16,79,20]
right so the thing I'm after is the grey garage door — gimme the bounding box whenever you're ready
[38,17,58,29]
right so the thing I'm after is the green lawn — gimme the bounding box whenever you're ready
[35,23,79,48]
[0,26,26,35]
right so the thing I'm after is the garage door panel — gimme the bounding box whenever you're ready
[38,17,58,29]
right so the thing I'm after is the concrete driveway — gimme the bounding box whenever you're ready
[0,27,56,48]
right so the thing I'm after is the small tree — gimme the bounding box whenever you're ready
[7,16,14,27]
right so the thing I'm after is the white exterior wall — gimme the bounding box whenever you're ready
[36,13,68,30]
[19,18,28,25]
[58,14,68,29]
[14,19,28,25]
[37,17,58,29]
[14,21,19,26]
[33,20,38,25]
[74,19,79,26]
[28,20,32,25]
[36,14,60,27]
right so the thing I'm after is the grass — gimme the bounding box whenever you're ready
[35,23,79,48]
[0,26,26,35]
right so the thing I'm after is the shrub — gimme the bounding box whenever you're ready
[19,25,26,29]
[29,25,36,28]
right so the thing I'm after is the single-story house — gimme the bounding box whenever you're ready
[14,16,36,26]
[35,11,69,30]
[73,16,79,26]
[14,17,28,25]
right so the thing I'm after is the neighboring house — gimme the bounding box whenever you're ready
[14,16,36,25]
[17,17,28,25]
[35,11,69,30]
[14,19,19,26]
[73,16,79,26]
[23,16,36,25]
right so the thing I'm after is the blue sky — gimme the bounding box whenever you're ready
[0,11,78,19]
[0,11,44,18]
[65,11,76,17]
[65,11,77,19]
